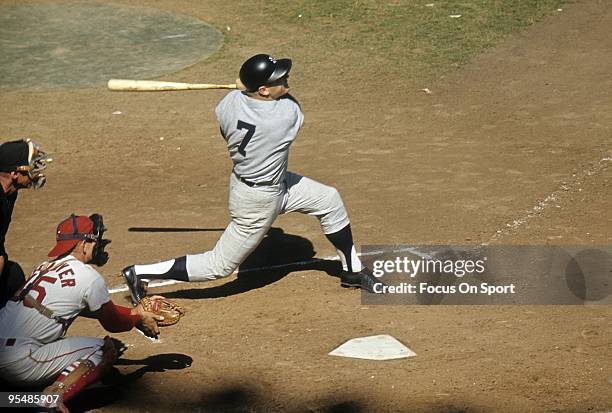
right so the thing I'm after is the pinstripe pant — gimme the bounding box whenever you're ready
[0,336,104,387]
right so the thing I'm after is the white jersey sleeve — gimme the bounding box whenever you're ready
[82,268,110,311]
[0,256,110,343]
[215,90,304,184]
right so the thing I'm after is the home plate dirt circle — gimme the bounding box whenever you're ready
[0,3,223,90]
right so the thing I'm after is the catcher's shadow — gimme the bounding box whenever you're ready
[65,353,193,412]
[163,227,342,300]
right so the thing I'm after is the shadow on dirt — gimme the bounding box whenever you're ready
[1,353,193,413]
[66,353,193,412]
[3,355,483,413]
[114,353,193,374]
[197,383,367,413]
[198,386,485,413]
[69,380,484,413]
[163,227,342,300]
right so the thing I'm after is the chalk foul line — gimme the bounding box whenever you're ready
[488,153,611,243]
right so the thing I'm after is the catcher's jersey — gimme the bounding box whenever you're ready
[215,90,304,185]
[0,256,110,343]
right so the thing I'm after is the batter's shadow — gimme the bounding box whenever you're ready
[163,227,342,300]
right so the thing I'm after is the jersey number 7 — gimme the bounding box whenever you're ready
[237,120,256,156]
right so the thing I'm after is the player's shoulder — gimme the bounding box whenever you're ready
[215,90,243,115]
[71,260,108,297]
[278,94,303,124]
[218,89,243,105]
[277,94,302,115]
[80,262,104,280]
[61,257,104,280]
[279,93,301,108]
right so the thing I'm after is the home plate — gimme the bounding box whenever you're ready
[329,335,416,360]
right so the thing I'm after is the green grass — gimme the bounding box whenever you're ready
[260,0,567,80]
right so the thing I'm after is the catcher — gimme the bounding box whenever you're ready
[0,214,176,412]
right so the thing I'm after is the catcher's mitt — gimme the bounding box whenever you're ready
[139,296,185,326]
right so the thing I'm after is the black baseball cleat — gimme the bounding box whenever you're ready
[340,267,385,293]
[122,265,146,306]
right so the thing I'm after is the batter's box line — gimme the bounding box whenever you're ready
[107,246,430,295]
[487,153,612,243]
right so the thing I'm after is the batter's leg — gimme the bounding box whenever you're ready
[280,172,361,270]
[281,172,381,292]
[123,174,284,303]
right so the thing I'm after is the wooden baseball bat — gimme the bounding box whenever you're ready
[108,79,243,91]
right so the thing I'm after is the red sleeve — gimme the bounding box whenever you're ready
[98,300,141,332]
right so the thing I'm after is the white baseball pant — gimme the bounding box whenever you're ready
[185,171,350,280]
[0,336,104,387]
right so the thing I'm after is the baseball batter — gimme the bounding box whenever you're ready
[123,54,381,305]
[0,214,160,411]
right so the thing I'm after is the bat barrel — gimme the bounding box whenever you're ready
[107,79,238,91]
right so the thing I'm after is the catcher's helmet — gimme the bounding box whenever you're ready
[239,54,292,92]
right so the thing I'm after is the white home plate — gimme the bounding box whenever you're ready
[329,335,416,360]
[135,328,162,344]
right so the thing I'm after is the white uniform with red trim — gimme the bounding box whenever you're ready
[0,255,109,387]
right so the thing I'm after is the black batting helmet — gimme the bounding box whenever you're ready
[239,54,292,92]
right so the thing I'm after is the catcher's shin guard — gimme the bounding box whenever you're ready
[43,337,118,404]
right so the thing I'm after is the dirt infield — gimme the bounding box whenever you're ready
[1,0,611,412]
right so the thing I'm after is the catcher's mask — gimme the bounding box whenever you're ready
[89,213,111,266]
[48,213,111,265]
[0,138,52,189]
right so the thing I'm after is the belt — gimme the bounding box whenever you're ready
[234,172,274,187]
[3,338,16,346]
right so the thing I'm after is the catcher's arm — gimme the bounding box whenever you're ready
[90,300,162,338]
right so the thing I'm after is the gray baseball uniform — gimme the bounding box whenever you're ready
[218,90,303,185]
[134,90,361,281]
